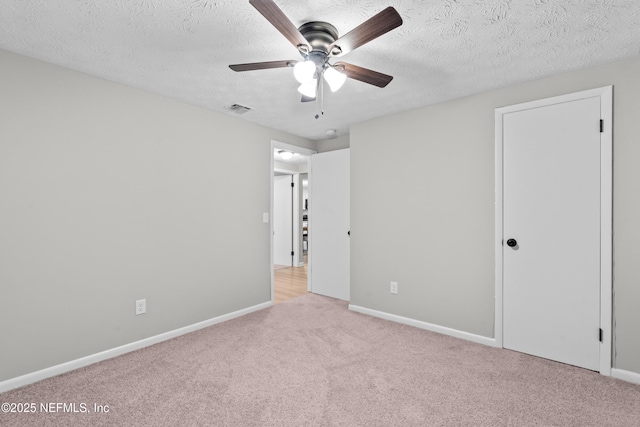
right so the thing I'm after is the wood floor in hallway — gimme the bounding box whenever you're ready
[274,259,308,304]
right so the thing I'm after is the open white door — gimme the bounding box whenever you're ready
[273,175,293,267]
[310,149,350,301]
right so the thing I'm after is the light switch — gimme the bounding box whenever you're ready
[263,212,269,223]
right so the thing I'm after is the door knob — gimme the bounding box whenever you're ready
[506,238,517,247]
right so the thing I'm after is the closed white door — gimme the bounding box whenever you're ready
[501,95,603,370]
[273,175,293,266]
[310,149,350,301]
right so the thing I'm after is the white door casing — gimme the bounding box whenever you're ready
[309,149,350,301]
[495,86,612,374]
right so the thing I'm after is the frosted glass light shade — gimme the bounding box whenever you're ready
[324,67,347,92]
[279,150,294,160]
[293,60,316,84]
[297,79,317,98]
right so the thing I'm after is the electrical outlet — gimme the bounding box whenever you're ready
[390,281,398,294]
[135,299,146,315]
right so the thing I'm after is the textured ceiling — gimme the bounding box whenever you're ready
[1,1,640,141]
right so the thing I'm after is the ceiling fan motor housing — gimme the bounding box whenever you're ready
[297,21,340,74]
[298,21,338,54]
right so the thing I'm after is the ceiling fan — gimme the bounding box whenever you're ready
[229,0,403,117]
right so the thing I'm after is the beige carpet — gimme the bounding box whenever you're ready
[2,293,640,426]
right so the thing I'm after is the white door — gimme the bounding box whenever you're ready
[501,94,605,371]
[273,175,293,266]
[310,149,350,301]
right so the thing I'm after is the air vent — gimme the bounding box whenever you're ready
[224,103,252,114]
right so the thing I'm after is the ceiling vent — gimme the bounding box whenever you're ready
[224,103,252,114]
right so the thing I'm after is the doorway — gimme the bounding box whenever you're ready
[271,142,315,303]
[495,86,612,374]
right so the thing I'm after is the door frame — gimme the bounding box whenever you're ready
[270,141,316,303]
[494,86,612,375]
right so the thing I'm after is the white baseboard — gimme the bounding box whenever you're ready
[348,306,640,384]
[611,368,640,385]
[0,301,273,394]
[348,304,497,348]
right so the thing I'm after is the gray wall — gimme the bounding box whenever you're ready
[0,49,315,382]
[317,134,350,153]
[3,45,639,382]
[350,55,640,374]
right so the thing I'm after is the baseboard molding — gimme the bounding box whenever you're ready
[0,301,273,394]
[611,368,640,385]
[348,304,497,348]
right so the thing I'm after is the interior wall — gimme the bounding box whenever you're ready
[0,49,315,382]
[350,55,640,375]
[317,135,350,153]
[273,160,299,174]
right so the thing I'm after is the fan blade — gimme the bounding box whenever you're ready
[334,62,393,88]
[301,95,315,103]
[329,7,402,56]
[229,60,296,72]
[249,0,310,51]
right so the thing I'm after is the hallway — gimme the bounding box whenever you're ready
[274,257,308,304]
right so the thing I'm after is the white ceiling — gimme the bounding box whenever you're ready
[2,1,640,141]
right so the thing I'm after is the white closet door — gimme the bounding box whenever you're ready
[502,96,602,370]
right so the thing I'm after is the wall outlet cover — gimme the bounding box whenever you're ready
[135,299,146,315]
[390,281,398,294]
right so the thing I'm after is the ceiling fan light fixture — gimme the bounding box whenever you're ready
[323,66,347,92]
[293,60,316,84]
[298,79,317,98]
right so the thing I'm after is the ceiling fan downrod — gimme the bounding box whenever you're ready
[315,76,324,120]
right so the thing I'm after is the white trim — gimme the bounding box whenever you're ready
[349,304,497,348]
[494,108,504,347]
[0,301,272,394]
[494,86,613,376]
[598,87,613,376]
[611,368,640,385]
